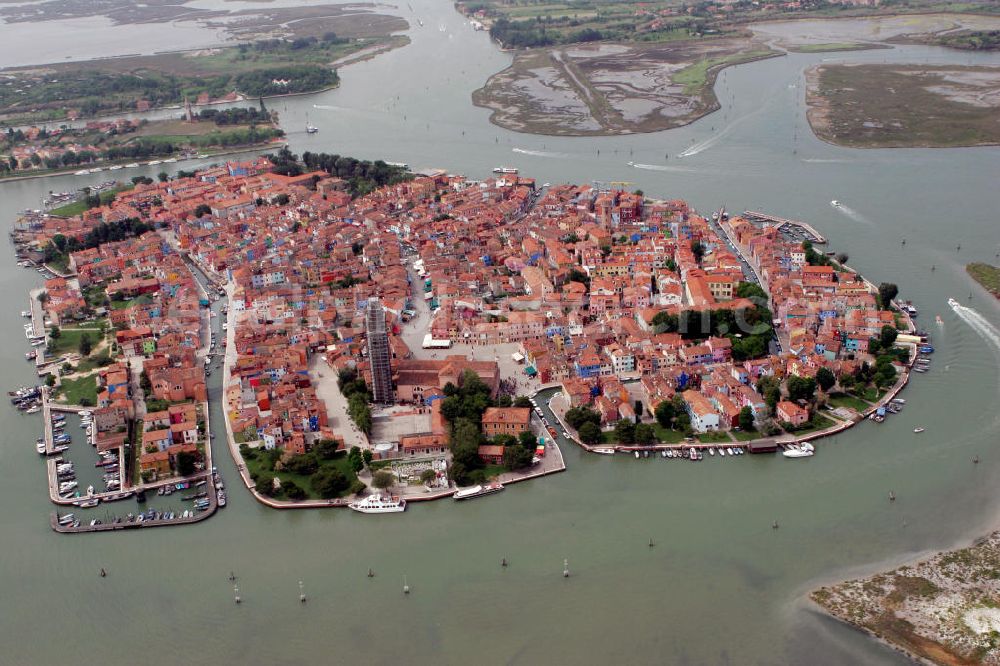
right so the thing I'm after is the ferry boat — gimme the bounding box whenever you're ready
[453,482,504,501]
[592,447,616,455]
[493,166,518,174]
[348,494,406,514]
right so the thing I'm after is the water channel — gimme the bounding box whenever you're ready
[1,2,1000,663]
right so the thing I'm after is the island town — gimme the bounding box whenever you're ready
[8,149,932,525]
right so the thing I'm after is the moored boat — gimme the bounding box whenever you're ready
[348,494,406,514]
[454,482,504,501]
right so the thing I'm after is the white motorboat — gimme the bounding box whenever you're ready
[493,166,518,174]
[592,447,616,455]
[783,444,814,458]
[348,494,406,514]
[830,200,841,207]
[913,427,925,433]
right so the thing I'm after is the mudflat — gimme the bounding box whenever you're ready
[812,531,1000,665]
[472,38,779,136]
[805,63,1000,148]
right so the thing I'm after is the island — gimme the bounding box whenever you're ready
[0,4,408,126]
[967,263,1000,299]
[10,149,931,516]
[1,106,284,181]
[805,63,1000,148]
[462,0,1000,136]
[812,531,1000,664]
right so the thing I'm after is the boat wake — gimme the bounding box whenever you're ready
[830,201,874,226]
[801,157,855,164]
[628,162,699,173]
[948,300,1000,359]
[312,104,351,112]
[512,148,569,159]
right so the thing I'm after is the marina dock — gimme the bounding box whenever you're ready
[743,211,827,244]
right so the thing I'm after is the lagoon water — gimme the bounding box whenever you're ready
[2,2,1000,664]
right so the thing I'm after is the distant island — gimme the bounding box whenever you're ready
[812,531,1000,665]
[0,11,408,126]
[805,63,1000,149]
[967,263,1000,299]
[1,106,284,180]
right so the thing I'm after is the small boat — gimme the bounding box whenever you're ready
[592,447,616,455]
[348,494,406,514]
[634,451,640,459]
[913,427,925,433]
[830,200,841,207]
[661,450,667,458]
[35,441,46,454]
[125,163,139,169]
[708,448,716,456]
[147,160,162,166]
[306,123,319,134]
[493,166,518,174]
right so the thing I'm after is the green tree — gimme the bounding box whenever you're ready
[313,438,341,459]
[311,466,349,498]
[194,204,211,218]
[816,367,836,393]
[50,326,61,340]
[738,406,755,432]
[518,429,537,449]
[879,325,898,350]
[176,451,197,476]
[45,374,56,387]
[419,469,436,485]
[347,446,364,473]
[255,473,276,496]
[787,375,817,402]
[362,449,373,467]
[578,421,602,445]
[878,282,899,307]
[79,333,93,357]
[635,422,656,445]
[372,470,395,490]
[513,396,532,408]
[654,400,675,428]
[614,419,636,444]
[157,171,169,183]
[283,479,306,500]
[503,443,534,470]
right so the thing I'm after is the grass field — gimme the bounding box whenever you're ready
[673,49,775,94]
[828,392,872,412]
[696,430,733,444]
[732,429,759,442]
[792,413,838,435]
[967,262,1000,298]
[787,42,880,53]
[57,374,98,406]
[48,326,102,356]
[244,451,359,500]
